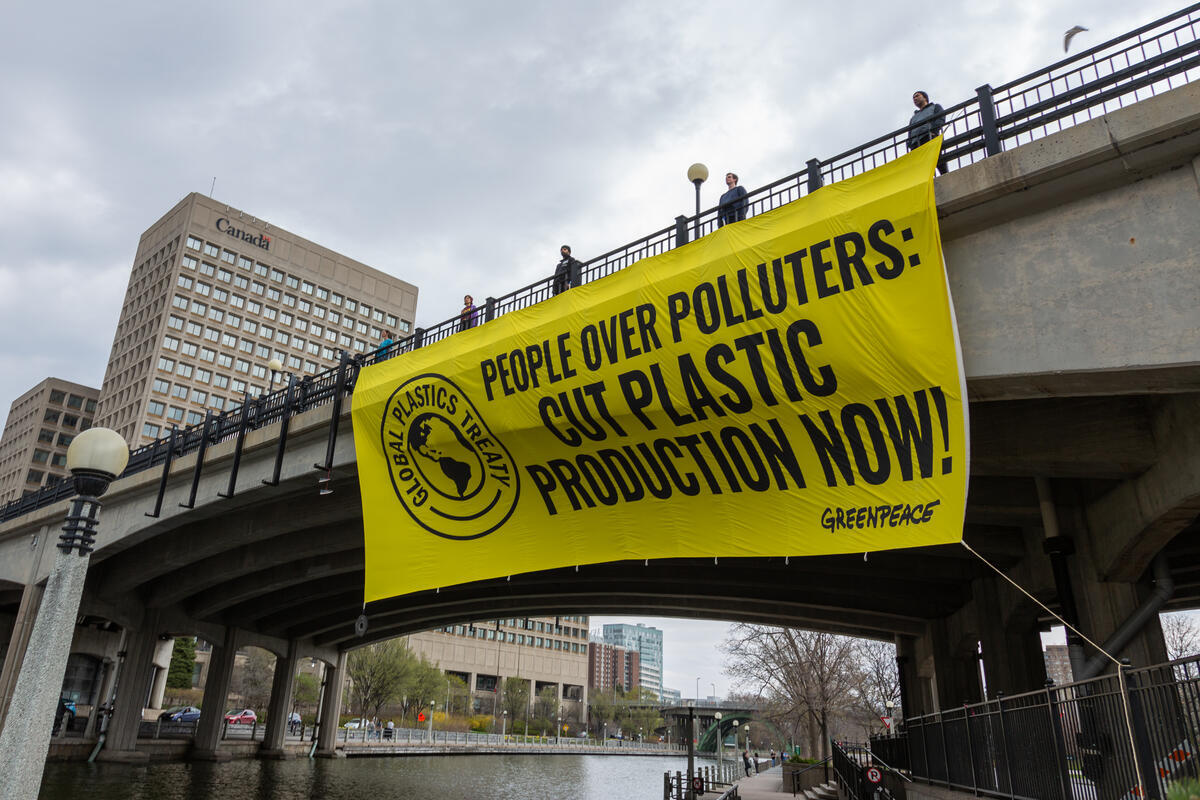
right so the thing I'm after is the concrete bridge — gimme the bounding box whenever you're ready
[1,76,1198,764]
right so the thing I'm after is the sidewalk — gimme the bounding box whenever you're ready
[731,762,785,798]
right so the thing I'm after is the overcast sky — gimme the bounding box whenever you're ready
[1,1,1186,694]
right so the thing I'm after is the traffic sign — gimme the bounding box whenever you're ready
[880,716,892,729]
[417,712,426,722]
[866,767,883,784]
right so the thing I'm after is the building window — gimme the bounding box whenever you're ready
[58,433,74,447]
[168,316,185,331]
[157,357,175,372]
[243,320,258,334]
[226,313,241,327]
[176,363,193,379]
[331,293,343,306]
[213,374,230,389]
[186,236,202,251]
[153,379,170,393]
[287,355,301,369]
[251,364,267,378]
[181,342,198,357]
[38,429,55,443]
[26,469,44,484]
[208,395,225,410]
[208,308,224,323]
[235,359,250,373]
[203,243,219,257]
[217,354,234,368]
[234,275,249,289]
[345,299,357,312]
[285,275,299,289]
[190,300,207,315]
[199,262,216,276]
[372,309,385,323]
[148,401,165,415]
[32,449,48,464]
[282,294,296,308]
[143,423,160,438]
[85,399,97,413]
[221,250,236,264]
[166,407,184,422]
[195,368,212,383]
[162,335,180,351]
[186,320,203,336]
[237,255,253,270]
[213,288,228,303]
[171,385,188,399]
[186,411,204,425]
[195,282,211,297]
[386,314,398,327]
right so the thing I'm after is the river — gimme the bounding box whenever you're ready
[40,753,725,799]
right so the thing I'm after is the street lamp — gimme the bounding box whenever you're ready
[687,163,708,239]
[884,699,895,733]
[0,428,129,800]
[685,699,696,800]
[427,701,435,741]
[714,711,723,769]
[501,709,508,740]
[267,356,284,389]
[556,715,562,746]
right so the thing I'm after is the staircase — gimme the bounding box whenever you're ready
[800,783,839,800]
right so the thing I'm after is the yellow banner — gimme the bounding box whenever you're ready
[353,142,966,603]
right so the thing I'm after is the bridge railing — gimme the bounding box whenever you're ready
[3,3,1199,525]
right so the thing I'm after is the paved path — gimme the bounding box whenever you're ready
[730,763,786,798]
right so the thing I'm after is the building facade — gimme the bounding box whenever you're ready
[0,378,100,503]
[587,639,640,694]
[95,192,419,446]
[406,615,590,726]
[600,623,663,700]
[1043,644,1074,686]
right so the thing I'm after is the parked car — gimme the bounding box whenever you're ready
[171,706,202,723]
[159,705,201,722]
[224,709,257,724]
[342,718,368,729]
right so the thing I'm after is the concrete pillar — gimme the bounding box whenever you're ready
[316,651,346,757]
[1065,500,1170,672]
[192,627,237,762]
[148,666,169,712]
[974,577,1048,697]
[83,657,116,739]
[0,583,44,732]
[260,639,300,759]
[928,618,983,709]
[96,612,161,763]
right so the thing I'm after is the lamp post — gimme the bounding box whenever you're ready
[714,711,723,769]
[501,709,507,741]
[556,715,562,746]
[427,701,434,741]
[884,699,895,733]
[685,698,696,800]
[687,163,708,240]
[0,428,129,800]
[267,356,284,390]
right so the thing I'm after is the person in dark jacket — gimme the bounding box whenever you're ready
[742,748,753,776]
[718,173,749,227]
[553,245,582,295]
[908,90,948,174]
[459,295,479,332]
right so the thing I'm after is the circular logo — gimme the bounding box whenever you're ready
[379,373,519,540]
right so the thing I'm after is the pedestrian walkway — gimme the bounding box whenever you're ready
[731,762,785,798]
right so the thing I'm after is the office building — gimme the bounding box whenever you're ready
[95,192,419,445]
[0,378,100,503]
[406,615,590,725]
[600,623,663,700]
[588,639,640,694]
[1043,644,1074,686]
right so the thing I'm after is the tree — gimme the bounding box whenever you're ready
[1162,612,1200,660]
[446,674,471,716]
[293,672,320,712]
[535,686,559,720]
[589,691,615,735]
[166,637,197,690]
[722,624,860,758]
[502,677,530,721]
[231,647,276,711]
[347,639,410,721]
[847,639,901,737]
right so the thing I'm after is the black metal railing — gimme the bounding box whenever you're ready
[870,653,1200,800]
[832,740,905,800]
[2,4,1198,525]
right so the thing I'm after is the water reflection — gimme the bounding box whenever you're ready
[41,754,717,800]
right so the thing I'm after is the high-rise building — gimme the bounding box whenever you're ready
[600,623,663,700]
[0,378,100,503]
[405,615,590,725]
[588,639,640,694]
[95,193,419,446]
[1043,644,1074,686]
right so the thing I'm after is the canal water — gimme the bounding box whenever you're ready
[40,753,721,799]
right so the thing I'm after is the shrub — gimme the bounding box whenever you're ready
[1166,779,1200,800]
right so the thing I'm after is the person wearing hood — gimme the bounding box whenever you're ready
[907,90,948,174]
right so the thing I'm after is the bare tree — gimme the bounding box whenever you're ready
[1161,612,1200,661]
[722,624,860,758]
[231,647,276,712]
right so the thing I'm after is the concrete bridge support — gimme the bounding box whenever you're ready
[260,639,300,759]
[0,584,43,732]
[316,650,347,757]
[192,626,238,762]
[96,610,160,763]
[973,577,1048,698]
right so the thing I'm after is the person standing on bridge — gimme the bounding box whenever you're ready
[459,295,480,332]
[717,172,748,227]
[742,748,752,776]
[553,245,582,295]
[907,90,948,174]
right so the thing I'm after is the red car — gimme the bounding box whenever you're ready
[224,709,257,724]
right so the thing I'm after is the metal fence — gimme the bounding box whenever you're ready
[3,4,1199,525]
[870,654,1200,800]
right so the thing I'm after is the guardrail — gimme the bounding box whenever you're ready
[3,3,1198,525]
[870,653,1200,800]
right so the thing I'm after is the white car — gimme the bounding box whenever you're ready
[342,719,369,729]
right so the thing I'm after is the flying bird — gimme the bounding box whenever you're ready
[1064,25,1088,52]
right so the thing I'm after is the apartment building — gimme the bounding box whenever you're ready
[587,639,640,695]
[95,193,419,445]
[0,378,100,503]
[600,623,663,700]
